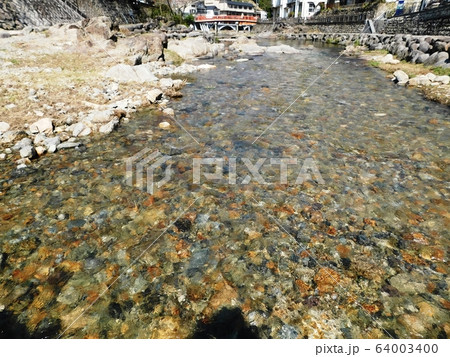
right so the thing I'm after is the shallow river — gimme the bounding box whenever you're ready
[0,40,449,338]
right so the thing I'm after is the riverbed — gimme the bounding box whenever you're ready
[0,40,448,338]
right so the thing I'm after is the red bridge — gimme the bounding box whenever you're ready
[195,15,258,25]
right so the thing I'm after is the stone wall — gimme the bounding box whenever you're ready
[288,32,450,68]
[0,0,146,30]
[383,5,450,36]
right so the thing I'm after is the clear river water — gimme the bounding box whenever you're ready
[0,40,449,339]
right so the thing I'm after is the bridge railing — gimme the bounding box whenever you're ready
[195,15,258,22]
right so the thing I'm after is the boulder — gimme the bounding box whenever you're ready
[30,118,53,134]
[409,75,431,86]
[229,37,265,56]
[415,53,430,64]
[129,33,167,64]
[105,64,158,83]
[88,109,115,124]
[380,54,399,64]
[393,70,409,86]
[99,118,120,134]
[423,51,449,66]
[433,75,450,85]
[147,88,163,104]
[168,37,216,59]
[0,121,10,134]
[418,41,430,53]
[81,16,114,40]
[265,45,300,54]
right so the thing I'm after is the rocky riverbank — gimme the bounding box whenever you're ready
[273,31,450,106]
[0,17,300,168]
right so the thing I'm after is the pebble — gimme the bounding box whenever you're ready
[158,121,171,129]
[0,153,5,161]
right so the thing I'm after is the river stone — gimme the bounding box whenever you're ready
[0,130,17,144]
[33,133,47,145]
[390,273,426,294]
[418,41,430,53]
[105,64,157,83]
[162,108,174,117]
[159,78,174,90]
[435,51,449,66]
[159,121,170,129]
[147,88,163,104]
[72,122,91,137]
[409,75,431,86]
[434,75,450,84]
[44,136,61,150]
[380,54,399,64]
[19,145,37,159]
[0,122,10,134]
[30,118,53,134]
[393,70,409,86]
[168,37,213,59]
[265,44,300,54]
[416,53,429,64]
[88,109,115,124]
[57,142,80,150]
[35,146,46,156]
[0,153,6,160]
[99,118,119,134]
[12,137,32,151]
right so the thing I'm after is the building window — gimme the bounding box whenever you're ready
[309,3,315,12]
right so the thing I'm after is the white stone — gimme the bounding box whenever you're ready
[197,64,217,70]
[33,133,47,145]
[163,108,175,117]
[147,88,163,104]
[159,78,174,90]
[393,70,409,86]
[265,45,301,54]
[381,54,400,64]
[72,122,91,137]
[409,75,431,86]
[105,64,158,83]
[159,121,171,129]
[99,118,119,134]
[30,118,53,134]
[88,109,115,124]
[44,136,61,150]
[12,138,32,151]
[426,73,437,81]
[0,153,5,160]
[35,146,46,156]
[0,121,10,134]
[434,75,450,85]
[19,145,37,159]
[168,37,214,59]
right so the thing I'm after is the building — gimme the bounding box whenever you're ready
[183,0,267,19]
[272,0,327,19]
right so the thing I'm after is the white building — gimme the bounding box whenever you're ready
[183,0,266,18]
[272,0,327,19]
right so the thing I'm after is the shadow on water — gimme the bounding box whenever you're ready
[191,307,259,339]
[0,311,61,339]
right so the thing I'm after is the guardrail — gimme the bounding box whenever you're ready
[195,15,258,22]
